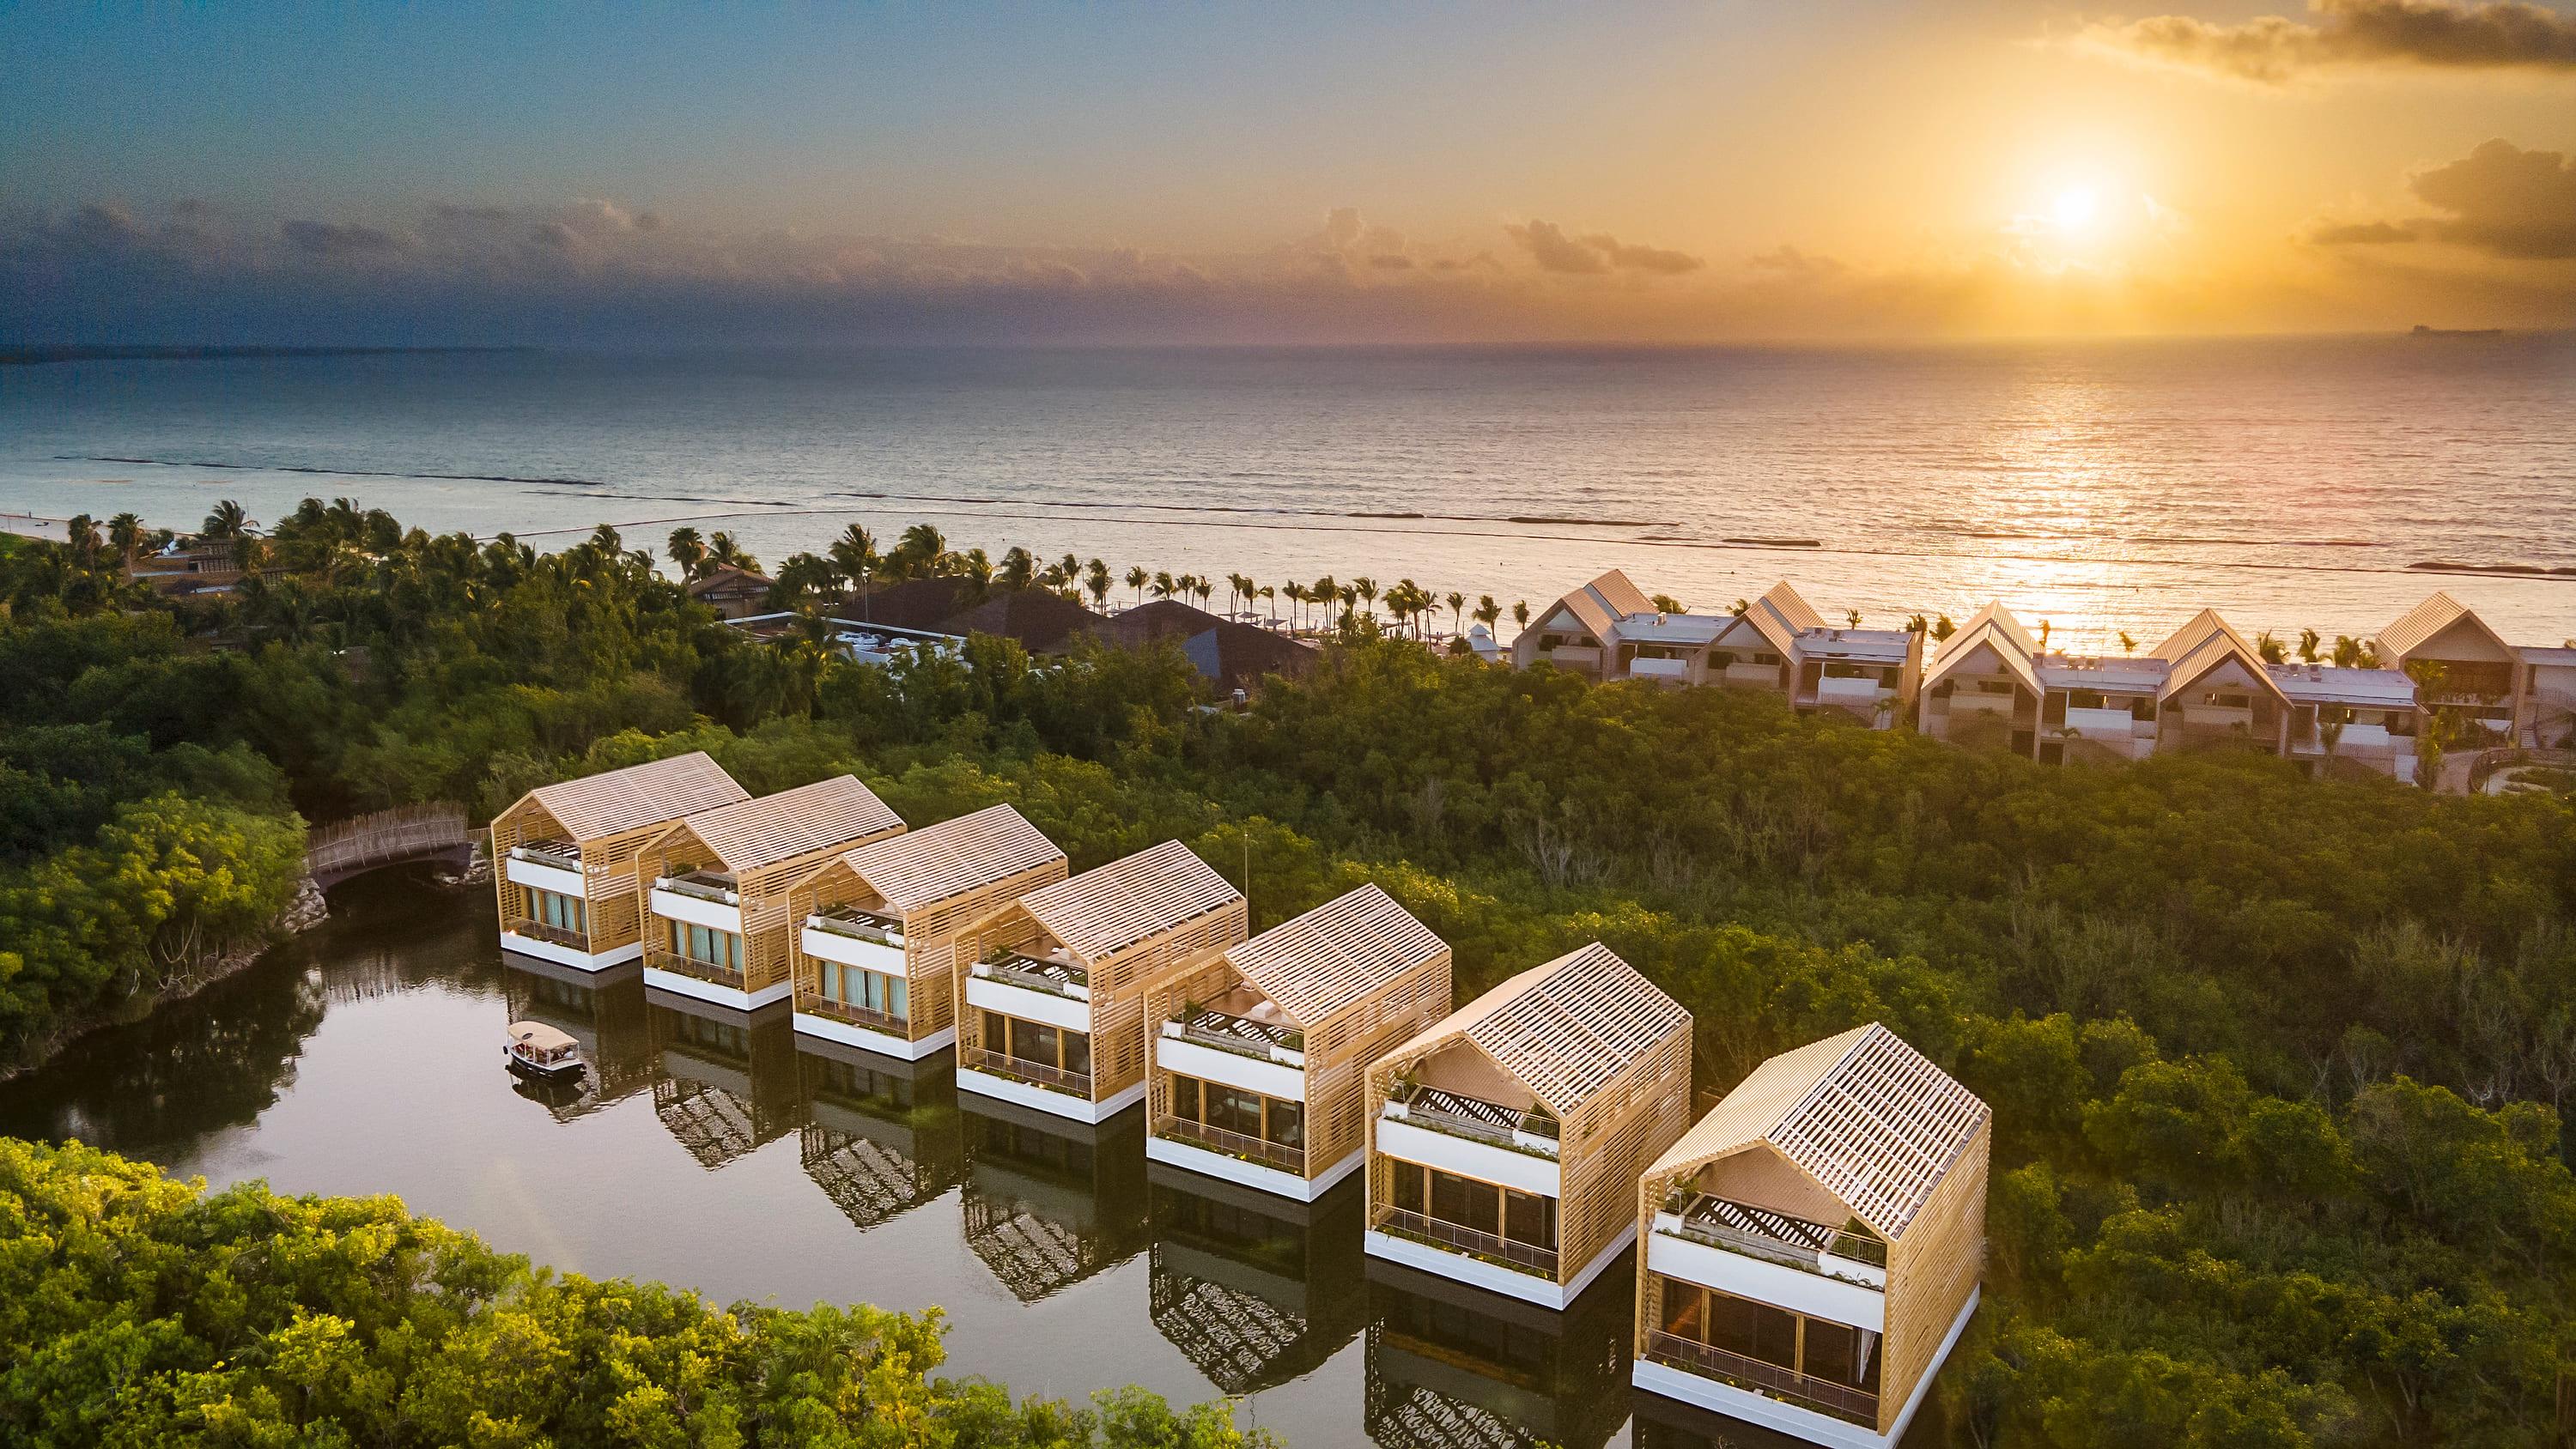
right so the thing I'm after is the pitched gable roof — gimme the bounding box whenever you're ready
[1654,1022,1988,1242]
[835,803,1063,913]
[2376,591,2512,663]
[1017,839,1241,963]
[2153,609,2287,706]
[1393,942,1688,1116]
[683,775,904,873]
[1924,602,2041,696]
[687,565,773,597]
[942,589,1104,652]
[1741,580,1826,656]
[1223,884,1446,1027]
[526,751,750,841]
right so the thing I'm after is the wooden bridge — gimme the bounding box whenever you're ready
[307,803,477,888]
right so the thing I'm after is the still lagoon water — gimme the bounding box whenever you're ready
[0,872,1906,1448]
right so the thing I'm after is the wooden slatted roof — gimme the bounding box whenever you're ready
[2377,590,2512,661]
[1222,884,1446,1028]
[1018,839,1241,964]
[1923,601,2041,696]
[2153,609,2288,707]
[1391,943,1687,1116]
[1649,1022,1988,1242]
[1558,568,1651,641]
[1742,580,1825,657]
[682,775,904,872]
[837,803,1063,912]
[525,751,749,841]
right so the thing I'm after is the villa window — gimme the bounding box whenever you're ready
[524,888,585,936]
[1386,1159,1556,1250]
[1976,679,2017,695]
[2069,689,2105,710]
[1656,1277,1880,1392]
[984,1009,1091,1077]
[2129,697,2158,721]
[1753,652,1781,666]
[819,961,906,1022]
[670,920,743,972]
[1168,1073,1303,1148]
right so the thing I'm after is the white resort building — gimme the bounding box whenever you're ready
[1363,942,1693,1310]
[955,840,1249,1125]
[785,803,1067,1061]
[489,751,750,970]
[1632,1023,1990,1449]
[630,776,908,1011]
[1142,884,1453,1201]
[2376,591,2576,749]
[1512,570,1919,726]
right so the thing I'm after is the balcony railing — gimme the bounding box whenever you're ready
[960,1044,1092,1099]
[1166,1007,1304,1065]
[1385,1082,1559,1157]
[1373,1206,1558,1279]
[509,840,582,871]
[803,995,909,1036]
[658,871,741,906]
[645,948,745,988]
[503,917,590,950]
[1157,1114,1305,1174]
[975,951,1090,1001]
[1662,1191,1887,1277]
[1643,1330,1879,1428]
[808,905,905,949]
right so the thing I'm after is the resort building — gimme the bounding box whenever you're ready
[1141,884,1453,1201]
[489,751,750,970]
[2376,591,2576,748]
[1512,571,1919,725]
[1921,602,2422,780]
[955,840,1249,1124]
[1631,1024,1990,1449]
[686,565,775,619]
[631,775,907,1011]
[1362,942,1693,1309]
[785,803,1068,1061]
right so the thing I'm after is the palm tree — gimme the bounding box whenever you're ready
[891,523,947,579]
[1474,595,1501,639]
[999,546,1037,592]
[203,500,250,540]
[1193,576,1215,611]
[1353,576,1377,621]
[1283,581,1307,632]
[1057,554,1081,588]
[1731,597,1751,617]
[708,532,760,574]
[1151,570,1176,601]
[2255,630,2287,665]
[107,512,143,569]
[1445,591,1467,638]
[1931,614,1955,641]
[2298,627,2322,664]
[64,513,102,566]
[829,524,878,596]
[1125,565,1149,605]
[1512,599,1529,633]
[1085,559,1112,610]
[1651,593,1686,615]
[1311,576,1337,621]
[1260,585,1278,624]
[666,527,708,578]
[1845,609,1862,627]
[1338,583,1358,625]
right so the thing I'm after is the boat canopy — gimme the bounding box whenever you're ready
[506,1021,580,1055]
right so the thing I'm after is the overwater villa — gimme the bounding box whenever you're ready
[2376,591,2576,749]
[1142,884,1453,1201]
[1362,942,1693,1309]
[1920,602,2423,779]
[785,803,1067,1060]
[1631,1024,1989,1449]
[955,839,1249,1123]
[489,751,750,969]
[1512,570,1918,725]
[631,775,907,1011]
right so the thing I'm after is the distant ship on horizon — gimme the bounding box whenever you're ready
[2410,324,2505,337]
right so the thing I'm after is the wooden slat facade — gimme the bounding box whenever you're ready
[489,751,750,956]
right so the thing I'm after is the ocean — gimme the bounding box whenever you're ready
[5,336,2571,651]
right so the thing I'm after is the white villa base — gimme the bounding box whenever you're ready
[793,1012,952,1061]
[1145,1137,1362,1202]
[641,967,791,1012]
[1631,1284,1979,1449]
[956,1068,1145,1124]
[1362,1221,1635,1311]
[501,932,642,972]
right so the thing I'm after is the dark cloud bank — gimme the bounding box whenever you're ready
[2087,0,2576,82]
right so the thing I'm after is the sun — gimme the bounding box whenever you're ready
[2051,186,2100,235]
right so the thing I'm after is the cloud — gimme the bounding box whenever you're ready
[281,218,410,258]
[2309,139,2576,258]
[2080,0,2576,82]
[1506,219,1704,274]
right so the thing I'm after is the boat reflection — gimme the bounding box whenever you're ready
[958,1098,1150,1300]
[1362,1257,1634,1449]
[797,1037,965,1230]
[647,992,802,1169]
[1146,1166,1368,1394]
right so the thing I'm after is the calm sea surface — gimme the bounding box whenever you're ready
[0,876,1849,1449]
[3,337,2571,652]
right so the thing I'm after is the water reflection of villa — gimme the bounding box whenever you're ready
[499,955,655,1117]
[1145,884,1452,1201]
[1146,1166,1370,1394]
[1631,1024,1989,1449]
[958,1098,1152,1300]
[957,840,1247,1124]
[634,776,907,1011]
[1364,943,1693,1309]
[787,803,1067,1060]
[491,751,750,969]
[796,1037,965,1231]
[647,992,803,1170]
[1363,1258,1635,1449]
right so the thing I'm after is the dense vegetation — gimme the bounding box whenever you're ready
[0,1137,1262,1447]
[3,501,2573,1446]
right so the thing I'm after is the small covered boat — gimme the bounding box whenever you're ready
[503,1021,586,1079]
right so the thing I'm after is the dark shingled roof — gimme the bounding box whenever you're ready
[1087,602,1315,694]
[939,589,1105,652]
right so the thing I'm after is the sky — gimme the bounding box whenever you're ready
[3,1,2573,344]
